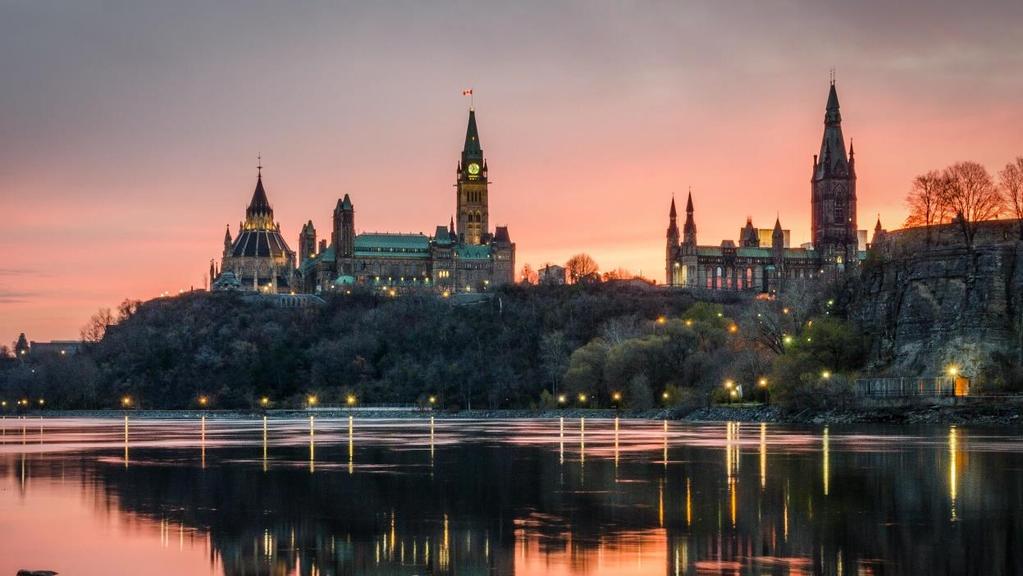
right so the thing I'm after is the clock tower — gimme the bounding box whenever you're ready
[811,79,858,270]
[456,109,489,245]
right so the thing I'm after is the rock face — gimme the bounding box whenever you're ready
[854,221,1022,381]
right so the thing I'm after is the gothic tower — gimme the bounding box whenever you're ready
[665,196,680,284]
[299,220,317,263]
[811,80,858,269]
[332,194,355,259]
[456,109,489,245]
[682,191,697,252]
[223,225,232,258]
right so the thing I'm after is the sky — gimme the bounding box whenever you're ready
[2,0,1022,345]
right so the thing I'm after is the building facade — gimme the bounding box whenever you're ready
[299,109,515,293]
[212,167,298,293]
[666,81,864,292]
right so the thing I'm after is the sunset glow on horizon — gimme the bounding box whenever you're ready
[2,1,1022,344]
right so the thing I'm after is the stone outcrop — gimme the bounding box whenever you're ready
[854,221,1023,381]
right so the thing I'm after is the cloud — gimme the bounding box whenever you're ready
[0,268,47,278]
[0,289,40,304]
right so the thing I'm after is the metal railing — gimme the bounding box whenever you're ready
[854,376,969,398]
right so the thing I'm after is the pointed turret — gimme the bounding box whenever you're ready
[223,224,233,258]
[666,196,680,241]
[740,216,759,247]
[772,216,784,247]
[449,216,455,235]
[463,109,482,159]
[244,167,275,231]
[682,190,697,246]
[815,81,849,179]
[848,139,856,177]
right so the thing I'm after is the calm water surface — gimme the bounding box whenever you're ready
[0,416,1020,575]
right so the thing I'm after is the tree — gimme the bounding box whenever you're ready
[941,161,1003,247]
[539,331,570,396]
[1000,156,1023,240]
[14,333,29,357]
[904,170,948,245]
[81,308,115,343]
[565,253,599,284]
[601,267,633,282]
[519,264,539,285]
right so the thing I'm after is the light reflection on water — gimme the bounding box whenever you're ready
[0,416,1021,575]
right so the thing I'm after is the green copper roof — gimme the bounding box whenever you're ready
[782,248,816,259]
[455,244,492,260]
[355,233,430,249]
[300,245,335,271]
[354,233,431,258]
[736,247,773,258]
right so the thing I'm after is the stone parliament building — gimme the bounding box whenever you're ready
[665,81,871,292]
[211,109,515,294]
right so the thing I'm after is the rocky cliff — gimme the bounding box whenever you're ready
[854,221,1023,385]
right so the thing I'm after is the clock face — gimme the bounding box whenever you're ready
[467,162,480,175]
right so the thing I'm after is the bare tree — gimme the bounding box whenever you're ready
[1000,156,1023,240]
[904,170,947,245]
[519,264,538,285]
[81,308,115,343]
[565,253,599,284]
[941,161,1003,247]
[601,267,633,281]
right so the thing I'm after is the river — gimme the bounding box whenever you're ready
[0,416,1019,575]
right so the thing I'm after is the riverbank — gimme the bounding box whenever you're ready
[7,399,1022,426]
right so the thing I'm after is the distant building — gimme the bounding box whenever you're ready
[24,338,81,357]
[666,80,867,292]
[212,165,298,293]
[538,264,567,285]
[299,109,515,293]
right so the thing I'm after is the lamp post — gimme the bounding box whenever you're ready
[758,378,769,405]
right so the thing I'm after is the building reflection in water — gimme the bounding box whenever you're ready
[0,417,1018,575]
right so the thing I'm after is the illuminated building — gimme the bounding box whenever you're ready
[299,108,515,293]
[665,80,869,291]
[212,162,297,293]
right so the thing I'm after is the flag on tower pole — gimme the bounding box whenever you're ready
[463,88,474,109]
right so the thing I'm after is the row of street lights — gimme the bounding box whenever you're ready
[117,392,445,410]
[0,398,45,409]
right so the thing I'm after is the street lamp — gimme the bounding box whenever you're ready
[259,396,270,408]
[428,395,437,406]
[346,394,357,406]
[578,393,588,404]
[947,365,959,377]
[821,370,831,380]
[198,395,209,408]
[656,316,667,326]
[557,394,567,406]
[307,395,318,408]
[121,396,132,409]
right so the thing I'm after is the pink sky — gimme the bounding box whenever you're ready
[2,2,1022,344]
